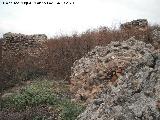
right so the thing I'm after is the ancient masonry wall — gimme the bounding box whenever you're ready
[2,32,47,51]
[1,32,48,57]
[120,19,148,31]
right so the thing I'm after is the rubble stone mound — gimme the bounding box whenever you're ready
[70,38,160,119]
[70,37,155,102]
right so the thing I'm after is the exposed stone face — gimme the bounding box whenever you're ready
[70,37,155,102]
[120,19,148,31]
[70,38,160,120]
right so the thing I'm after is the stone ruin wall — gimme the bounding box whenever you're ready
[120,19,160,49]
[120,19,148,31]
[1,32,49,81]
[1,32,48,57]
[2,32,47,50]
[120,19,150,43]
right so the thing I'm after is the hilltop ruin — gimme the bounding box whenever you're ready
[2,32,47,55]
[120,19,148,31]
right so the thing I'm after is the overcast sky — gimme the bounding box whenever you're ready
[0,0,160,38]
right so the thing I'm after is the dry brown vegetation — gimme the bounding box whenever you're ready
[1,23,160,120]
[45,25,157,80]
[1,25,159,91]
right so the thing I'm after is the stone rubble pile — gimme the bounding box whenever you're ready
[70,38,160,119]
[70,37,154,102]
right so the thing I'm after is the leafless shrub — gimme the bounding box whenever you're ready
[1,25,159,90]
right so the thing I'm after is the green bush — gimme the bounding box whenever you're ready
[60,100,85,120]
[1,80,56,109]
[1,80,85,120]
